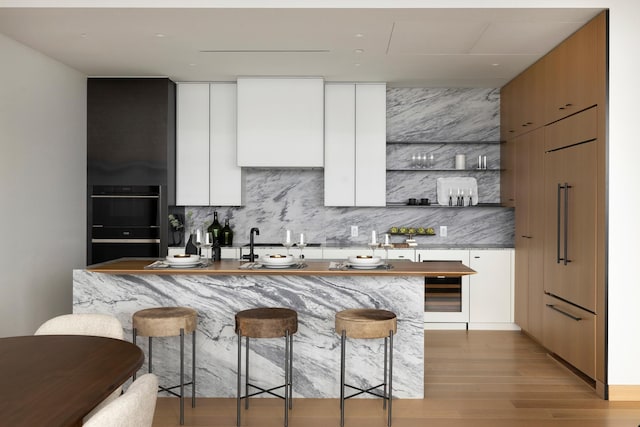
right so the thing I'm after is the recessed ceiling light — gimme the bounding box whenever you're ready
[189,63,197,67]
[354,49,364,54]
[354,63,361,67]
[155,33,166,38]
[492,63,500,67]
[355,33,364,38]
[80,33,87,38]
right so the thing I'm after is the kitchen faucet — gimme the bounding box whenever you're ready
[248,227,260,261]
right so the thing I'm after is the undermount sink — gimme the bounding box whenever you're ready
[241,242,322,247]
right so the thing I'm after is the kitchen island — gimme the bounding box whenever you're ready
[73,259,475,399]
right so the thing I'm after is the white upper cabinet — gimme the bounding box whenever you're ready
[176,83,210,206]
[236,77,324,167]
[324,83,386,207]
[324,84,356,206]
[176,82,243,206]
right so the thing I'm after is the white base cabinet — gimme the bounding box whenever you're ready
[417,249,516,330]
[176,83,243,206]
[468,249,517,329]
[324,83,386,207]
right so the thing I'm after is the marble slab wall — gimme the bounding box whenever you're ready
[183,88,513,247]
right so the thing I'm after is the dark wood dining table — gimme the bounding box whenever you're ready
[0,334,144,427]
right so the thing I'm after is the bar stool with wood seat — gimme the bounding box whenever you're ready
[235,307,298,427]
[335,308,397,427]
[132,306,197,425]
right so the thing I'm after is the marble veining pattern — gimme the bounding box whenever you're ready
[181,88,512,247]
[386,88,500,142]
[73,270,424,398]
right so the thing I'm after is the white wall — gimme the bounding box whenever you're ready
[0,33,86,336]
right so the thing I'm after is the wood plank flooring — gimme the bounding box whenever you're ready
[152,330,640,426]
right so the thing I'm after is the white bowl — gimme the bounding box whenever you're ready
[261,254,294,265]
[348,255,381,265]
[165,254,200,265]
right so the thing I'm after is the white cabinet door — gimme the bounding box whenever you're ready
[469,249,514,324]
[355,84,386,206]
[237,77,324,167]
[324,84,356,206]
[176,83,243,206]
[210,83,243,206]
[176,83,210,206]
[324,83,386,207]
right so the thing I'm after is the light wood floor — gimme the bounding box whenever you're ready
[152,330,640,426]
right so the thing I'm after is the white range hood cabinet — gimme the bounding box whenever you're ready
[236,77,324,167]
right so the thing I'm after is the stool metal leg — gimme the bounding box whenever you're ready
[388,330,393,427]
[284,330,289,427]
[180,328,185,425]
[237,331,242,427]
[132,328,137,381]
[192,330,196,408]
[289,333,294,410]
[383,336,388,410]
[148,336,153,373]
[340,330,346,427]
[245,336,250,410]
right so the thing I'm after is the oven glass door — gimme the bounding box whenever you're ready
[92,195,160,228]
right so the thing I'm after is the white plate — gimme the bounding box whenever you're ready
[165,254,200,265]
[260,263,296,269]
[168,262,201,268]
[260,259,297,268]
[260,254,294,265]
[348,261,385,270]
[348,255,381,265]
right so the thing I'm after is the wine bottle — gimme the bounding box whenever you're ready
[221,218,234,247]
[207,211,222,244]
[212,238,221,261]
[185,234,198,255]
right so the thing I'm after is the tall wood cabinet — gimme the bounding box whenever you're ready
[513,127,545,340]
[501,10,607,391]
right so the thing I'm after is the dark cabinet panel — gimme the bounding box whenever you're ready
[87,77,176,199]
[87,78,176,263]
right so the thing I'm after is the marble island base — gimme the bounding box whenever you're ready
[73,269,424,398]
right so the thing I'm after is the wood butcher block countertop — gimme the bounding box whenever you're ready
[88,258,476,277]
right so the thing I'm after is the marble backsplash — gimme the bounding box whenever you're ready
[181,87,513,247]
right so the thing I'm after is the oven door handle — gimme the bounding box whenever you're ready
[91,239,160,244]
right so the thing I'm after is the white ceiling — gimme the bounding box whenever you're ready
[0,7,603,87]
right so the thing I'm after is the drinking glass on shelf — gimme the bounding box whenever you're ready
[296,233,307,259]
[428,153,436,168]
[281,229,294,255]
[420,152,428,168]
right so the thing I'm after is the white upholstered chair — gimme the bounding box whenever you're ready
[34,313,126,421]
[34,313,124,340]
[83,373,159,427]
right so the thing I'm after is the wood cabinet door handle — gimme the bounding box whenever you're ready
[546,304,582,321]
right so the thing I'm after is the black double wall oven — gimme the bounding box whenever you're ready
[89,185,161,264]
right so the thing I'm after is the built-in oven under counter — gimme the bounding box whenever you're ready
[89,185,161,264]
